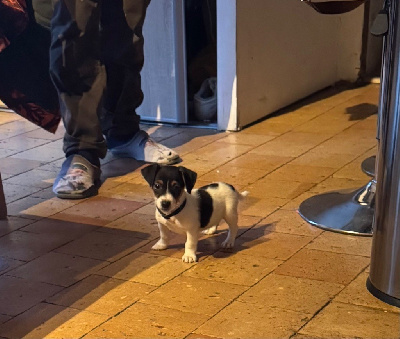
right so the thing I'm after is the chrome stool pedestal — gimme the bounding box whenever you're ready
[361,156,376,177]
[368,0,400,308]
[298,180,374,236]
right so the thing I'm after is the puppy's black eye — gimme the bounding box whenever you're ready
[154,183,161,190]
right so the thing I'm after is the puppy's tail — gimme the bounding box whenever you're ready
[238,190,249,201]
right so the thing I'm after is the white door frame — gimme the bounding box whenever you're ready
[217,0,238,131]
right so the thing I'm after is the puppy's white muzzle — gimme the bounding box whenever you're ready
[156,192,177,214]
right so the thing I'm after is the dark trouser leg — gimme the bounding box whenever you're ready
[50,0,107,160]
[100,0,150,145]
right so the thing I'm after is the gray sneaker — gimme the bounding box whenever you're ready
[53,155,101,199]
[108,130,180,165]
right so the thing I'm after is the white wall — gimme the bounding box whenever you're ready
[217,0,238,131]
[235,0,366,128]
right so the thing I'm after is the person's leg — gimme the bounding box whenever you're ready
[50,0,107,163]
[99,0,145,142]
[100,0,180,164]
[50,0,104,198]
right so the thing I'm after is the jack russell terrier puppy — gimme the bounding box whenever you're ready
[141,164,248,263]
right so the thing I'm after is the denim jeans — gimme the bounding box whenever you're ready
[49,0,150,158]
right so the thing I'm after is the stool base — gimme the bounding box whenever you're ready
[367,278,400,308]
[361,156,376,177]
[298,183,374,236]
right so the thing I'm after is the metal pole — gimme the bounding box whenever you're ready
[367,0,400,308]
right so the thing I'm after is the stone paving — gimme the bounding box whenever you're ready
[0,83,398,338]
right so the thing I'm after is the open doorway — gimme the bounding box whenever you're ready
[185,0,217,126]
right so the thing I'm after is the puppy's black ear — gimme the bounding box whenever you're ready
[178,166,197,194]
[141,164,160,186]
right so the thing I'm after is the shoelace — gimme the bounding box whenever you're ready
[60,169,89,189]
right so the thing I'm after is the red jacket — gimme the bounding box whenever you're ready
[0,0,60,133]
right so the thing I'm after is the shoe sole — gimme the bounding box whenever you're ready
[110,151,181,165]
[55,180,101,200]
[159,155,181,165]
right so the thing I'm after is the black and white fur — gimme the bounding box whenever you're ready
[141,164,248,263]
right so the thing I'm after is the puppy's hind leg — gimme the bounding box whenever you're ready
[221,213,238,249]
[152,222,169,250]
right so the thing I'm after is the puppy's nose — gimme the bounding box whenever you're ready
[161,200,171,210]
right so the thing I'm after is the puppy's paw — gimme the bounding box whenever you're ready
[221,239,235,249]
[152,240,168,250]
[202,225,217,235]
[182,253,197,263]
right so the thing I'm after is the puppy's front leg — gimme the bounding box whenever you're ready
[202,225,217,235]
[182,230,198,263]
[152,222,169,250]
